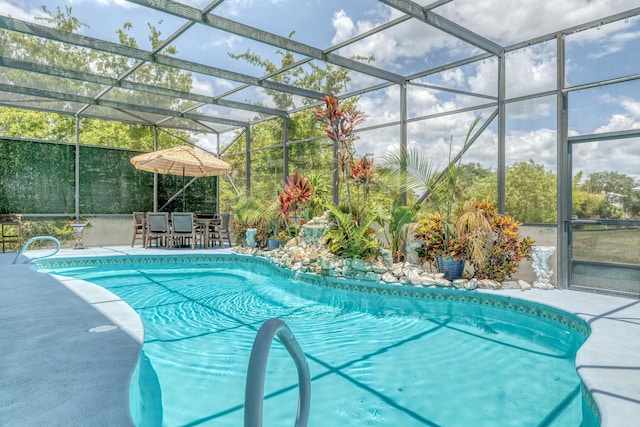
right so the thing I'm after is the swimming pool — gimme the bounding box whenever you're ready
[37,254,597,426]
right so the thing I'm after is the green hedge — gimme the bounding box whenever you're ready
[0,138,218,214]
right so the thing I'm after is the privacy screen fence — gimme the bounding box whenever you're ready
[0,138,219,215]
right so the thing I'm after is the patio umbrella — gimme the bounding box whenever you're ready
[130,145,231,210]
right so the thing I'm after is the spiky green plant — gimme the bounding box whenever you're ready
[323,203,380,260]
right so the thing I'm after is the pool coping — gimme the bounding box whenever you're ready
[2,245,639,426]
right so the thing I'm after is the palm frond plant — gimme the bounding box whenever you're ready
[231,197,270,247]
[379,145,439,200]
[380,116,482,270]
[381,116,485,278]
[375,194,420,262]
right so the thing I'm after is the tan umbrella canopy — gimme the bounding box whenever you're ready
[130,145,231,177]
[130,145,231,211]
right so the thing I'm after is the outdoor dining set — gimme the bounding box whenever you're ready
[131,212,232,250]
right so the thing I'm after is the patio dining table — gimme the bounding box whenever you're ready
[194,215,223,248]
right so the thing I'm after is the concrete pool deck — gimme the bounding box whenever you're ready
[0,245,638,426]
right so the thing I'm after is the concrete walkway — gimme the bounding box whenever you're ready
[1,246,639,426]
[0,250,142,426]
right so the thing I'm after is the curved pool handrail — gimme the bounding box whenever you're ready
[12,236,61,264]
[244,318,311,427]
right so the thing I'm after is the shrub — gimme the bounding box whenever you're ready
[462,199,534,282]
[414,199,534,282]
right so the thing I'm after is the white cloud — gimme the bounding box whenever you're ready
[331,10,356,45]
[0,0,44,22]
[332,5,461,71]
[594,98,640,133]
[504,47,557,98]
[328,2,640,181]
[216,0,255,18]
[437,0,639,45]
[68,0,136,9]
[208,33,243,50]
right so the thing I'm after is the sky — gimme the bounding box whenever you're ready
[2,0,640,181]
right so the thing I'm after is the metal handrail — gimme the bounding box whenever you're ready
[244,318,311,427]
[12,236,61,264]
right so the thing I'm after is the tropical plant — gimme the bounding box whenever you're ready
[279,172,315,220]
[414,211,465,264]
[230,198,270,247]
[314,94,370,217]
[415,198,534,281]
[304,173,331,218]
[455,199,493,268]
[322,203,381,260]
[313,94,383,259]
[383,195,419,262]
[267,209,284,241]
[465,199,534,282]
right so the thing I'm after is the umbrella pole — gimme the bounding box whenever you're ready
[182,166,186,212]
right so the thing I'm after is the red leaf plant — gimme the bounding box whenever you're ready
[278,172,315,221]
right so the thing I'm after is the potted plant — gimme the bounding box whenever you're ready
[413,198,494,281]
[414,198,534,282]
[412,143,469,280]
[413,211,466,280]
[266,202,284,250]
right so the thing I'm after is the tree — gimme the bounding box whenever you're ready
[228,31,361,111]
[0,6,192,149]
[581,171,640,218]
[224,36,363,207]
[457,163,493,193]
[467,160,557,223]
[0,6,207,215]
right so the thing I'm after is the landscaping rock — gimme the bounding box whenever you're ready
[502,281,520,290]
[465,278,479,290]
[381,272,399,283]
[232,238,545,291]
[532,282,555,290]
[518,280,532,290]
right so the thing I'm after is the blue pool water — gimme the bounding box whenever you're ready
[39,255,595,426]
